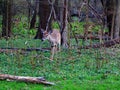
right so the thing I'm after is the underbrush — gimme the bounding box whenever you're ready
[0,37,120,90]
[0,16,120,89]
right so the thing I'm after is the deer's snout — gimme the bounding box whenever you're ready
[41,36,46,41]
[41,38,44,41]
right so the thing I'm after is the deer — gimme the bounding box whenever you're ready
[41,29,61,60]
[41,29,61,50]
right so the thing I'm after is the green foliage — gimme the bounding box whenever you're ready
[52,21,85,34]
[0,37,120,89]
[0,16,119,90]
[92,25,108,33]
[12,27,36,39]
[70,21,109,36]
[12,16,36,38]
[71,21,85,34]
[0,81,44,90]
[28,29,36,35]
[52,21,60,29]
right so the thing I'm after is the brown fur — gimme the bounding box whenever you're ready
[42,29,61,60]
[42,29,61,50]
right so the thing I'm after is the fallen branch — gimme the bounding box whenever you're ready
[0,47,50,54]
[71,35,110,40]
[0,74,55,85]
[79,38,120,49]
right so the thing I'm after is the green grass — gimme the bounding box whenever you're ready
[0,16,120,90]
[0,38,120,90]
[0,81,44,90]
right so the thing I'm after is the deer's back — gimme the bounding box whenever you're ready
[49,29,61,44]
[51,29,60,38]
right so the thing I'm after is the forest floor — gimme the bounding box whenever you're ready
[0,18,120,89]
[0,36,120,90]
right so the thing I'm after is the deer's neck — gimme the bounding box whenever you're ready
[47,35,55,42]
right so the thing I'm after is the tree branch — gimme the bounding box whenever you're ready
[0,74,55,85]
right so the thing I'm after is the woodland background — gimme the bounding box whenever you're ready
[0,0,120,90]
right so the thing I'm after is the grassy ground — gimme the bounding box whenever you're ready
[0,17,120,90]
[0,37,120,90]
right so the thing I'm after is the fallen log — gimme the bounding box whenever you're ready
[0,74,55,85]
[79,38,120,49]
[71,34,110,40]
[0,47,50,51]
[0,47,51,54]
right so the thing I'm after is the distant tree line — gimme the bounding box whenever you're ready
[0,0,120,46]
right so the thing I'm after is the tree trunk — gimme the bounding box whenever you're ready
[2,0,12,37]
[34,0,52,39]
[27,0,31,28]
[114,0,120,39]
[30,0,38,29]
[60,0,68,48]
[54,0,60,21]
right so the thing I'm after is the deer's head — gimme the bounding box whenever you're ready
[41,29,50,41]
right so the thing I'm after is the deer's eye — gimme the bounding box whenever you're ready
[43,32,48,37]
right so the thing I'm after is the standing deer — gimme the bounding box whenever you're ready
[41,29,61,60]
[41,29,61,50]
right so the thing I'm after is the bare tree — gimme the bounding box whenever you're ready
[101,0,116,39]
[102,0,120,39]
[29,0,38,29]
[114,0,120,39]
[2,0,12,37]
[58,0,69,48]
[35,0,52,39]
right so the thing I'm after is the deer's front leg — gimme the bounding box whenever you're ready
[50,45,57,60]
